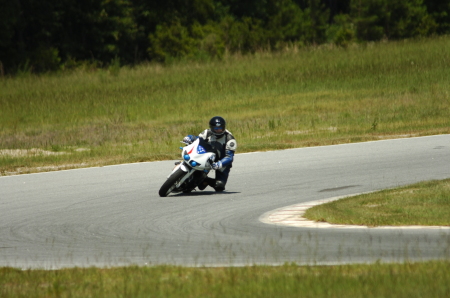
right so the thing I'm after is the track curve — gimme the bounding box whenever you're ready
[1,135,449,269]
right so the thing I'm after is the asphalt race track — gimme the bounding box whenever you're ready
[1,135,449,269]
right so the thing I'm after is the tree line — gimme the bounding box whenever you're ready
[1,0,449,75]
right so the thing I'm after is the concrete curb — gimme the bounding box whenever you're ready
[259,194,450,230]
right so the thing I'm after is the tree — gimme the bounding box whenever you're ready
[265,0,306,48]
[423,0,450,34]
[0,0,21,73]
[302,0,330,44]
[0,0,447,74]
[0,0,62,73]
[350,0,435,41]
[56,0,137,65]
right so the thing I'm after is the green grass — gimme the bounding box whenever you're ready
[1,261,450,297]
[304,179,450,227]
[1,36,449,175]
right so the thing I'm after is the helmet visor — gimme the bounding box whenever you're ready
[213,126,224,134]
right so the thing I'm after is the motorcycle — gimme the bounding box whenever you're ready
[159,138,217,197]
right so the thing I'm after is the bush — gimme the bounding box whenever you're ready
[328,14,356,47]
[148,20,197,62]
[32,47,61,72]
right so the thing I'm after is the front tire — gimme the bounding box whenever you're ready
[159,168,187,197]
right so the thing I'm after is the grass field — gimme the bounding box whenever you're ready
[304,179,450,226]
[1,261,450,298]
[1,37,450,296]
[1,36,449,175]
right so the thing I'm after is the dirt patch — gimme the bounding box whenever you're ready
[286,127,337,135]
[376,133,419,139]
[2,163,89,176]
[0,149,68,157]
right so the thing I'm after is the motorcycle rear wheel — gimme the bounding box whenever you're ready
[159,168,186,197]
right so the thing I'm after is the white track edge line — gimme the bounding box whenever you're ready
[259,193,450,230]
[2,134,448,178]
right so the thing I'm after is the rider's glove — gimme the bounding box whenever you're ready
[182,135,196,144]
[212,161,222,170]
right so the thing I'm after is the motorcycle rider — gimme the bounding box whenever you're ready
[183,116,237,192]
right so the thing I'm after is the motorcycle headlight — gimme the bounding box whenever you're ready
[183,154,190,161]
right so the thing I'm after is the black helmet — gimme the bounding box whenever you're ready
[209,116,226,136]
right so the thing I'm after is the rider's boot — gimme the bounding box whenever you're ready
[198,177,216,191]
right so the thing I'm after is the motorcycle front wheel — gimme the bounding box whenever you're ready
[159,168,187,197]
